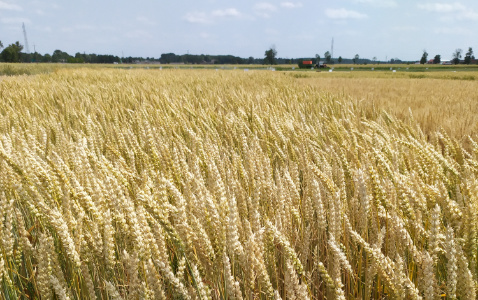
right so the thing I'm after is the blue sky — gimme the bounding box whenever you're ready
[0,0,477,61]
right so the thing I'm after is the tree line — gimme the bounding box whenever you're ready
[1,40,476,66]
[0,41,377,65]
[0,42,124,64]
[420,47,475,65]
[0,41,265,64]
[0,41,313,65]
[264,47,389,67]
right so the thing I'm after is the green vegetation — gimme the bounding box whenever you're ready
[0,42,23,63]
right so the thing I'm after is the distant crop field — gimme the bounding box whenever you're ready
[0,67,478,299]
[293,70,478,141]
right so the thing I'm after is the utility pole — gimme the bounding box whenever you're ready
[331,37,334,60]
[22,22,31,54]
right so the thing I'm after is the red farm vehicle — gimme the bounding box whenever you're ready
[298,60,328,69]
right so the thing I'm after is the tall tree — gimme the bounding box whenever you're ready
[324,51,331,63]
[420,50,428,64]
[0,40,3,50]
[264,46,277,65]
[338,56,343,64]
[1,41,23,62]
[51,49,71,63]
[433,54,441,64]
[315,54,320,64]
[452,49,462,65]
[464,47,474,65]
[42,54,51,62]
[353,54,359,64]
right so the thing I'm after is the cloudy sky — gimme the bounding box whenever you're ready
[0,0,476,61]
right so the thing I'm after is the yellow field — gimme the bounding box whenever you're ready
[294,70,478,141]
[0,67,477,299]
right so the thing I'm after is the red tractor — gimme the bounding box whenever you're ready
[315,61,328,68]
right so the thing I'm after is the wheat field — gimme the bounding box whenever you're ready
[295,70,478,140]
[0,68,477,299]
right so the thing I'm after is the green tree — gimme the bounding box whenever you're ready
[20,52,32,63]
[264,46,277,65]
[1,41,23,62]
[0,40,3,50]
[420,50,428,64]
[42,54,51,62]
[338,56,343,63]
[74,52,85,63]
[51,49,71,63]
[324,51,331,64]
[353,54,359,64]
[433,54,441,64]
[32,51,41,62]
[464,47,474,65]
[452,48,462,65]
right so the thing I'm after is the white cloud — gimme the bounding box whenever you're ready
[418,2,478,20]
[183,12,212,24]
[417,2,466,13]
[29,1,58,9]
[325,8,368,19]
[255,3,277,11]
[211,8,241,17]
[254,3,277,18]
[0,1,22,11]
[184,8,242,24]
[280,2,303,9]
[1,17,30,24]
[354,0,397,8]
[461,10,478,20]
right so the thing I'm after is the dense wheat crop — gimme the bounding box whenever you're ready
[0,68,478,299]
[295,71,478,140]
